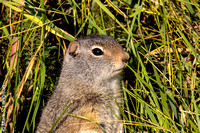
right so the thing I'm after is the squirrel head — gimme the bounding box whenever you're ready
[63,35,129,84]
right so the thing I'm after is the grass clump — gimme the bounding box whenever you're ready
[0,0,200,132]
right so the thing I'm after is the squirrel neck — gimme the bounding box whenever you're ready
[57,67,122,98]
[60,58,122,87]
[59,68,122,90]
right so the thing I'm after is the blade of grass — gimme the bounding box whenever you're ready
[122,81,134,131]
[94,0,128,33]
[12,7,24,132]
[191,72,200,131]
[2,1,75,41]
[22,86,39,133]
[49,102,72,133]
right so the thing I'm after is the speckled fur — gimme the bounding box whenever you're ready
[36,35,129,133]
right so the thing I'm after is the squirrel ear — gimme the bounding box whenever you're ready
[68,41,79,57]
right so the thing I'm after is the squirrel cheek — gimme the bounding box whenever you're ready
[114,61,125,71]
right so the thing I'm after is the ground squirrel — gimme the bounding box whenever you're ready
[36,35,129,133]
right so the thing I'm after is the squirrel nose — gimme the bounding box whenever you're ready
[121,52,129,63]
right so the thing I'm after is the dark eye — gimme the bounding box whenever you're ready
[92,48,104,56]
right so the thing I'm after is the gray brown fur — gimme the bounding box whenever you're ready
[36,35,129,133]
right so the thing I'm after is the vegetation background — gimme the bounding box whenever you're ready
[0,0,200,132]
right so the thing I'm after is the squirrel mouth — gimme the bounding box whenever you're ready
[113,67,124,73]
[113,64,126,73]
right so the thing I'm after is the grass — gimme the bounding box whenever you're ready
[0,0,200,132]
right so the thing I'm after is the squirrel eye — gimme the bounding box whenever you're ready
[92,48,104,56]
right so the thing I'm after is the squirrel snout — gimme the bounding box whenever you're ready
[113,51,129,73]
[121,52,130,64]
